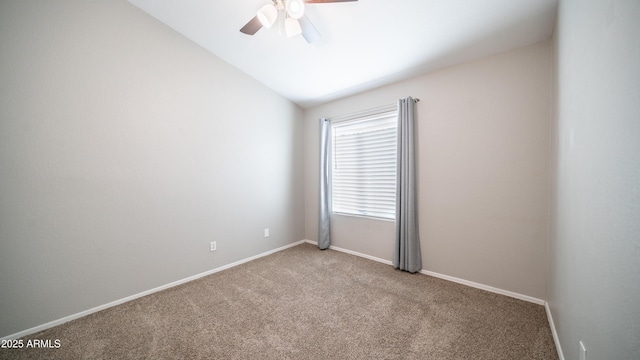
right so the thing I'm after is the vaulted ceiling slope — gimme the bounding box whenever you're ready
[127,0,558,108]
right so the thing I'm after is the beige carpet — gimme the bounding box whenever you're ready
[0,243,558,359]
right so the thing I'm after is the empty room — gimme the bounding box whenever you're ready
[1,0,638,359]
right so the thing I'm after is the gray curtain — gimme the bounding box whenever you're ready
[393,97,422,273]
[318,118,331,250]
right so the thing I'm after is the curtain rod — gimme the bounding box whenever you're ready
[329,98,420,124]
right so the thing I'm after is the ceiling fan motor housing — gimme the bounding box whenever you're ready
[286,0,305,19]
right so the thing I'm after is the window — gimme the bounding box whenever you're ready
[331,110,397,220]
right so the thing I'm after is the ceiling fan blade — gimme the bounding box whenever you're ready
[240,16,263,35]
[305,0,357,3]
[299,15,321,43]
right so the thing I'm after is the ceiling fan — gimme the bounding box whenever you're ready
[240,0,357,43]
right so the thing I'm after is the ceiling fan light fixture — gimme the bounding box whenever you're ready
[242,0,357,42]
[257,4,278,28]
[285,0,305,19]
[285,17,302,37]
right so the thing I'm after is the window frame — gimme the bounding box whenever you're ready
[329,109,398,221]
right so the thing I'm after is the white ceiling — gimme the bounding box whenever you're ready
[127,0,557,108]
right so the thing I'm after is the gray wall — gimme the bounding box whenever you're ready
[549,0,640,358]
[0,0,304,338]
[305,40,553,301]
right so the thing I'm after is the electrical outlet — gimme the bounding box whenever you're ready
[579,341,587,360]
[210,241,216,252]
[264,228,270,238]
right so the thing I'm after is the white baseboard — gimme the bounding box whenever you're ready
[5,237,561,358]
[304,239,393,265]
[1,240,307,341]
[305,239,544,305]
[420,270,546,305]
[545,302,565,360]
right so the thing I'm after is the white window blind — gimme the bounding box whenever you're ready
[331,111,397,220]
